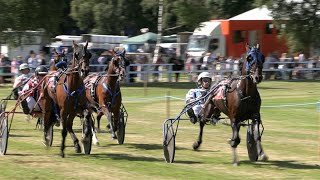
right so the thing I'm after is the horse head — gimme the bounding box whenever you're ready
[72,41,92,78]
[243,43,265,84]
[53,48,67,64]
[109,47,128,81]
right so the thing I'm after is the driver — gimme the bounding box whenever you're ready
[13,63,31,100]
[20,65,48,114]
[186,72,216,124]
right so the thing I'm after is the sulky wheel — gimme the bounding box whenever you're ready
[246,123,259,161]
[82,118,92,155]
[117,111,126,145]
[163,123,175,163]
[0,112,9,155]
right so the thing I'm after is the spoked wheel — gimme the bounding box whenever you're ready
[82,120,92,155]
[44,124,54,147]
[0,112,9,155]
[117,111,125,145]
[246,123,258,161]
[163,123,175,163]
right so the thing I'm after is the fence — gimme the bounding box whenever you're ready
[1,61,319,84]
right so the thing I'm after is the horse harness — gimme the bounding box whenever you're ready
[88,74,121,109]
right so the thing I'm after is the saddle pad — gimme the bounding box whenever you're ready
[84,75,99,89]
[214,79,231,100]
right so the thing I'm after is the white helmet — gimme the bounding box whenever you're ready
[19,63,30,71]
[197,72,212,82]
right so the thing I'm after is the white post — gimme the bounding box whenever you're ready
[153,0,164,64]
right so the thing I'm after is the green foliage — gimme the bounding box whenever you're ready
[0,0,65,47]
[259,0,320,54]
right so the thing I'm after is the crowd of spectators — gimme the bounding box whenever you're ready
[1,48,319,84]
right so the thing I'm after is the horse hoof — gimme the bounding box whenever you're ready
[75,145,81,153]
[192,141,200,150]
[94,141,100,146]
[60,152,65,158]
[260,154,269,161]
[233,162,239,166]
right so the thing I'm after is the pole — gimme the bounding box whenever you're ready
[153,0,164,64]
[166,91,170,118]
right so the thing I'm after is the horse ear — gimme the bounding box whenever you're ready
[245,42,250,52]
[72,40,78,49]
[84,41,88,51]
[53,48,58,55]
[256,44,260,50]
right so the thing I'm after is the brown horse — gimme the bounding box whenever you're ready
[41,41,92,157]
[84,47,127,142]
[194,44,268,165]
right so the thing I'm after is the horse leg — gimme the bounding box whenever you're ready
[101,107,116,139]
[193,120,205,150]
[60,112,67,158]
[90,114,99,146]
[229,120,241,166]
[253,118,268,161]
[96,112,103,132]
[66,113,81,154]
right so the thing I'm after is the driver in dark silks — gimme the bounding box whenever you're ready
[186,72,220,124]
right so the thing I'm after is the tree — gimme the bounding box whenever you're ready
[0,0,66,46]
[257,0,320,55]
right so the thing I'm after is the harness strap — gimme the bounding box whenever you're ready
[102,80,120,107]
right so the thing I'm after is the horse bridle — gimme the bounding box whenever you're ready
[245,47,263,83]
[112,53,126,79]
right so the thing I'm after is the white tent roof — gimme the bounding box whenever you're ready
[193,21,221,36]
[229,6,273,20]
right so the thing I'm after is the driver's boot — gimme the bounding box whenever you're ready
[187,108,198,124]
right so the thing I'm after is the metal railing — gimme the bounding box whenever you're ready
[1,61,319,84]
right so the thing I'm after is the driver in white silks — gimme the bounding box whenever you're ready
[186,72,216,124]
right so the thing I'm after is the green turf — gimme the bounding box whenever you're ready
[0,81,319,180]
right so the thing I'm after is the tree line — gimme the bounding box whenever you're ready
[0,0,319,54]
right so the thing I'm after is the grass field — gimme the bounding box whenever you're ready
[0,81,319,180]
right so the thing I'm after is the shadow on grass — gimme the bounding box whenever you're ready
[77,153,163,162]
[6,153,35,156]
[9,134,34,138]
[241,160,320,169]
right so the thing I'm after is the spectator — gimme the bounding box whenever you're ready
[153,55,164,82]
[27,50,38,72]
[168,55,183,82]
[0,54,11,83]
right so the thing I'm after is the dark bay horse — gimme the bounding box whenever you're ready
[41,41,92,157]
[84,47,127,141]
[194,44,268,165]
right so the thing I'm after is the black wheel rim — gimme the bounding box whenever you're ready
[82,122,92,155]
[246,124,258,161]
[117,114,125,145]
[163,124,175,163]
[0,113,8,155]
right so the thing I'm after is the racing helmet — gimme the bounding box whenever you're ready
[197,72,212,82]
[35,65,48,76]
[19,63,30,71]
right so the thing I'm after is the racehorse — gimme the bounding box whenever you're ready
[84,47,127,141]
[41,41,93,157]
[194,43,268,165]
